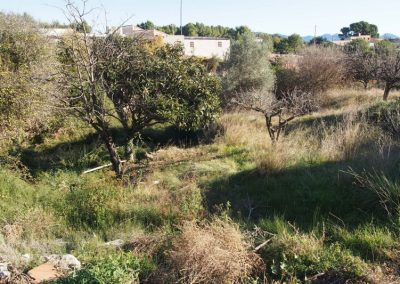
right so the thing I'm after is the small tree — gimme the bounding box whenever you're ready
[275,34,304,54]
[137,20,156,30]
[275,46,345,96]
[376,45,400,101]
[58,2,220,177]
[221,32,275,107]
[233,89,318,142]
[97,38,221,160]
[70,20,92,33]
[344,42,377,89]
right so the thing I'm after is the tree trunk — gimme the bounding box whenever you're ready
[124,136,135,162]
[100,130,123,178]
[383,83,391,101]
[265,114,276,143]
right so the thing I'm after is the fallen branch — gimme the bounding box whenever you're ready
[307,272,325,281]
[82,160,126,174]
[254,238,272,252]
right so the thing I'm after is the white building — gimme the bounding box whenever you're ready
[181,37,230,59]
[40,28,74,39]
[111,25,230,60]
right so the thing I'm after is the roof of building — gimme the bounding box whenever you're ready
[184,36,230,41]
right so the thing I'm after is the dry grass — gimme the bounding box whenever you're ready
[318,88,400,115]
[217,88,396,175]
[218,112,270,149]
[319,114,375,161]
[167,217,263,284]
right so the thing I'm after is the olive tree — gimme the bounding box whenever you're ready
[58,2,220,177]
[220,32,275,107]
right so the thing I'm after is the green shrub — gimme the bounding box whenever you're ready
[53,252,154,284]
[259,221,367,282]
[350,169,400,218]
[269,243,366,282]
[58,181,118,230]
[366,99,400,135]
[332,224,396,261]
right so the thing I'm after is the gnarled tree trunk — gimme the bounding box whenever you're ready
[100,130,123,178]
[383,83,392,101]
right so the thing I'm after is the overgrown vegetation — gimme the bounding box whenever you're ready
[3,5,400,284]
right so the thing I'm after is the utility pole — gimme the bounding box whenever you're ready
[314,25,317,46]
[180,0,183,35]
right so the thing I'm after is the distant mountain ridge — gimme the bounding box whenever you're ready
[256,33,400,42]
[381,33,399,39]
[301,33,399,42]
[302,34,340,42]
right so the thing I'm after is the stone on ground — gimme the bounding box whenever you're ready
[27,263,61,284]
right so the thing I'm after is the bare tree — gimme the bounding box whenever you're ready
[57,1,125,177]
[233,89,318,143]
[376,46,400,101]
[344,46,377,89]
[275,46,345,97]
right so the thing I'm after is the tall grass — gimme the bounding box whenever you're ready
[1,88,400,282]
[350,169,400,218]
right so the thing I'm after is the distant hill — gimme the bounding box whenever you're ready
[381,33,399,39]
[302,33,399,42]
[302,34,341,42]
[261,33,399,42]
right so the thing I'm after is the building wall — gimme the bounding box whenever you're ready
[183,37,230,59]
[163,35,230,59]
[110,26,231,60]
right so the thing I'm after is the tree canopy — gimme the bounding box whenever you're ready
[137,20,252,40]
[274,34,304,54]
[220,32,275,106]
[58,33,221,176]
[340,21,379,39]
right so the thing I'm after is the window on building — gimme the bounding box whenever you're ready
[218,41,222,47]
[190,42,194,48]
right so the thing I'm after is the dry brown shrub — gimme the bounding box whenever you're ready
[276,46,345,97]
[167,218,263,284]
[124,232,168,258]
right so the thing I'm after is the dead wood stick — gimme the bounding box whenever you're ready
[82,160,126,174]
[254,238,272,252]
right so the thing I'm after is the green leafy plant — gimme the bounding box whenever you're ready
[53,252,154,284]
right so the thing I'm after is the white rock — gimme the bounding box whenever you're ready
[0,263,10,279]
[0,263,8,272]
[21,254,31,262]
[59,254,81,271]
[153,180,160,185]
[105,239,125,248]
[0,270,10,279]
[44,254,61,264]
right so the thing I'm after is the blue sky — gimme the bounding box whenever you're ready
[2,0,400,36]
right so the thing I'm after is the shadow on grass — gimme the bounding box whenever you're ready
[19,124,215,176]
[202,157,394,230]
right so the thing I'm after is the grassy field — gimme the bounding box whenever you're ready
[2,88,400,283]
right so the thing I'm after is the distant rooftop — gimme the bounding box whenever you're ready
[184,36,230,41]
